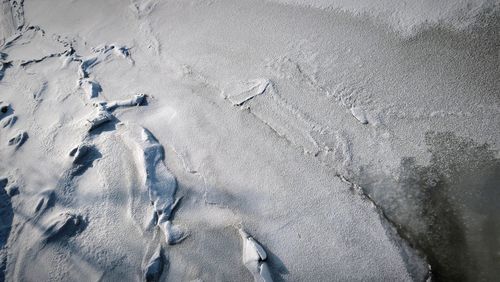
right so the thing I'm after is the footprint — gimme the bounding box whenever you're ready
[42,212,85,243]
[113,45,131,60]
[0,102,13,120]
[350,106,368,124]
[8,131,28,149]
[69,143,95,164]
[1,115,17,128]
[34,189,56,217]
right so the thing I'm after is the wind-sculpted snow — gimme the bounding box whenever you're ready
[78,79,102,99]
[70,44,134,104]
[143,246,165,282]
[86,106,114,132]
[223,79,271,106]
[106,94,146,111]
[239,228,273,282]
[77,44,133,79]
[127,126,187,245]
[1,0,497,280]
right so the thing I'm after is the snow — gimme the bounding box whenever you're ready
[1,0,498,281]
[269,0,500,36]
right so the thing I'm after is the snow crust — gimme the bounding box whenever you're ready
[0,0,498,281]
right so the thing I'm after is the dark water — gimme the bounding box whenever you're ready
[360,132,500,281]
[0,177,13,282]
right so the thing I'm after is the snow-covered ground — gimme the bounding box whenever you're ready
[1,0,499,281]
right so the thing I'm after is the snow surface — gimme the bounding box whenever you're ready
[0,0,499,281]
[270,0,500,36]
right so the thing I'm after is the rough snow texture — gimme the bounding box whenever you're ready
[0,0,498,281]
[269,0,500,36]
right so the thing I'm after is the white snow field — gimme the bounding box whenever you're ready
[0,0,499,281]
